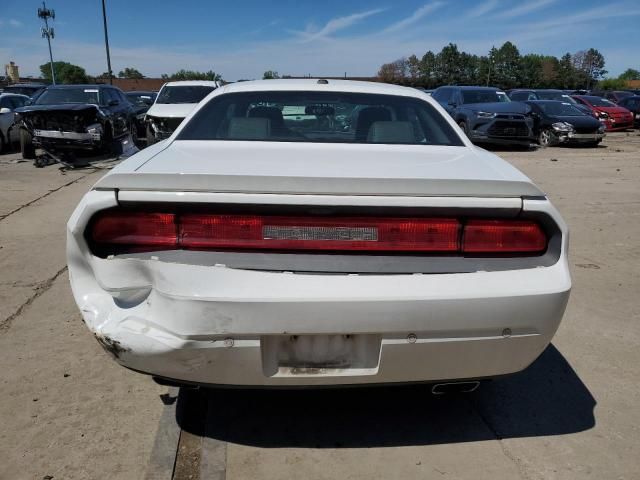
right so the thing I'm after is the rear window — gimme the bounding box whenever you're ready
[461,90,510,104]
[157,86,216,104]
[178,91,464,146]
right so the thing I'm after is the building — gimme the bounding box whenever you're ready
[4,61,20,83]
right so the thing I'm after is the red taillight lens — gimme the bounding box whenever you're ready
[91,212,177,247]
[89,211,548,256]
[463,220,546,253]
[180,215,461,252]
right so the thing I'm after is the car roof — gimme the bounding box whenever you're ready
[219,79,432,96]
[163,80,220,87]
[0,93,29,98]
[43,84,116,90]
[525,100,573,104]
[6,82,47,87]
[126,90,156,95]
[443,86,500,91]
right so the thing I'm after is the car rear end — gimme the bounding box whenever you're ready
[67,81,571,387]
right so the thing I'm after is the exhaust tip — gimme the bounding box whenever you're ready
[431,381,480,395]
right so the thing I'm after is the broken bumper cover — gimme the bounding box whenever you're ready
[34,125,103,149]
[557,132,605,143]
[68,191,571,387]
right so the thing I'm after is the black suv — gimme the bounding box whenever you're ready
[432,86,535,146]
[15,84,136,159]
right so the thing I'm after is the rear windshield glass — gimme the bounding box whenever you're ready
[126,92,156,105]
[538,102,585,116]
[35,88,101,105]
[178,91,464,146]
[461,90,509,104]
[584,96,616,107]
[156,86,216,104]
[537,92,576,103]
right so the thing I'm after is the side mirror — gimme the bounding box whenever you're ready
[108,99,119,106]
[0,107,11,114]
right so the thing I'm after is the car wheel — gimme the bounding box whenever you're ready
[20,129,36,160]
[130,122,138,145]
[458,121,468,136]
[538,128,554,147]
[0,132,5,154]
[146,125,156,146]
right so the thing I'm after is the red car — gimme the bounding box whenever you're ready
[571,95,634,131]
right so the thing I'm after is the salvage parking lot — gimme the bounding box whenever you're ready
[0,132,639,479]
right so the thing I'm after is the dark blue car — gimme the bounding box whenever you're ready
[432,86,535,146]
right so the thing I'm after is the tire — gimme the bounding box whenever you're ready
[146,124,157,146]
[0,132,5,154]
[538,128,554,147]
[129,121,138,146]
[20,129,36,160]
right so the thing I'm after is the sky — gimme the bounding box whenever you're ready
[1,0,639,81]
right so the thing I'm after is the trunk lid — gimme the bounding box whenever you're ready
[95,141,543,198]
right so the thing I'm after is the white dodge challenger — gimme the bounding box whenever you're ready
[67,79,571,391]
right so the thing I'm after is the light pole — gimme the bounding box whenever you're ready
[101,0,113,85]
[38,2,56,85]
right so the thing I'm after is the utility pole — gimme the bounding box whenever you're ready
[38,2,56,85]
[101,0,113,84]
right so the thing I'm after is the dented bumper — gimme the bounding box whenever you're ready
[68,190,571,386]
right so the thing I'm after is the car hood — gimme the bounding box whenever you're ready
[146,103,197,119]
[593,106,631,114]
[549,115,601,128]
[94,140,544,198]
[15,103,100,114]
[461,102,531,114]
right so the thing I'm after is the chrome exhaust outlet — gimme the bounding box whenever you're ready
[431,381,480,395]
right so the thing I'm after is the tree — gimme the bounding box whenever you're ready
[619,68,640,81]
[557,53,577,89]
[419,51,437,87]
[598,78,628,90]
[39,61,88,84]
[263,70,280,79]
[520,54,544,89]
[118,67,144,79]
[573,49,607,89]
[491,41,521,89]
[377,58,408,84]
[162,69,222,81]
[406,55,421,84]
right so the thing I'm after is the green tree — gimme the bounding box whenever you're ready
[419,51,437,87]
[556,53,576,89]
[262,70,280,79]
[573,49,607,89]
[162,69,222,81]
[491,41,521,89]
[118,67,144,79]
[618,68,640,81]
[435,43,462,85]
[39,61,89,84]
[598,77,628,90]
[520,54,544,88]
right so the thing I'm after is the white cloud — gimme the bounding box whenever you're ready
[295,9,384,42]
[466,0,500,18]
[383,2,444,33]
[497,0,555,19]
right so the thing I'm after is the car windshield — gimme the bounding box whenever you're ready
[461,90,507,104]
[156,86,216,104]
[585,96,617,107]
[179,91,464,146]
[537,92,577,103]
[538,102,584,116]
[126,92,156,105]
[35,88,101,105]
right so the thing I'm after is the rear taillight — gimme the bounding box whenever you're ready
[463,220,546,253]
[90,211,547,255]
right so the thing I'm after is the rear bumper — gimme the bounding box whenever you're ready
[68,192,571,386]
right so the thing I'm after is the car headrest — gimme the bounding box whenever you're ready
[227,117,271,140]
[248,106,284,127]
[367,121,415,144]
[355,107,392,141]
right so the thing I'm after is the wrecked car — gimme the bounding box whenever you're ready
[0,93,29,153]
[433,86,536,146]
[145,81,219,145]
[14,84,137,159]
[68,79,571,389]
